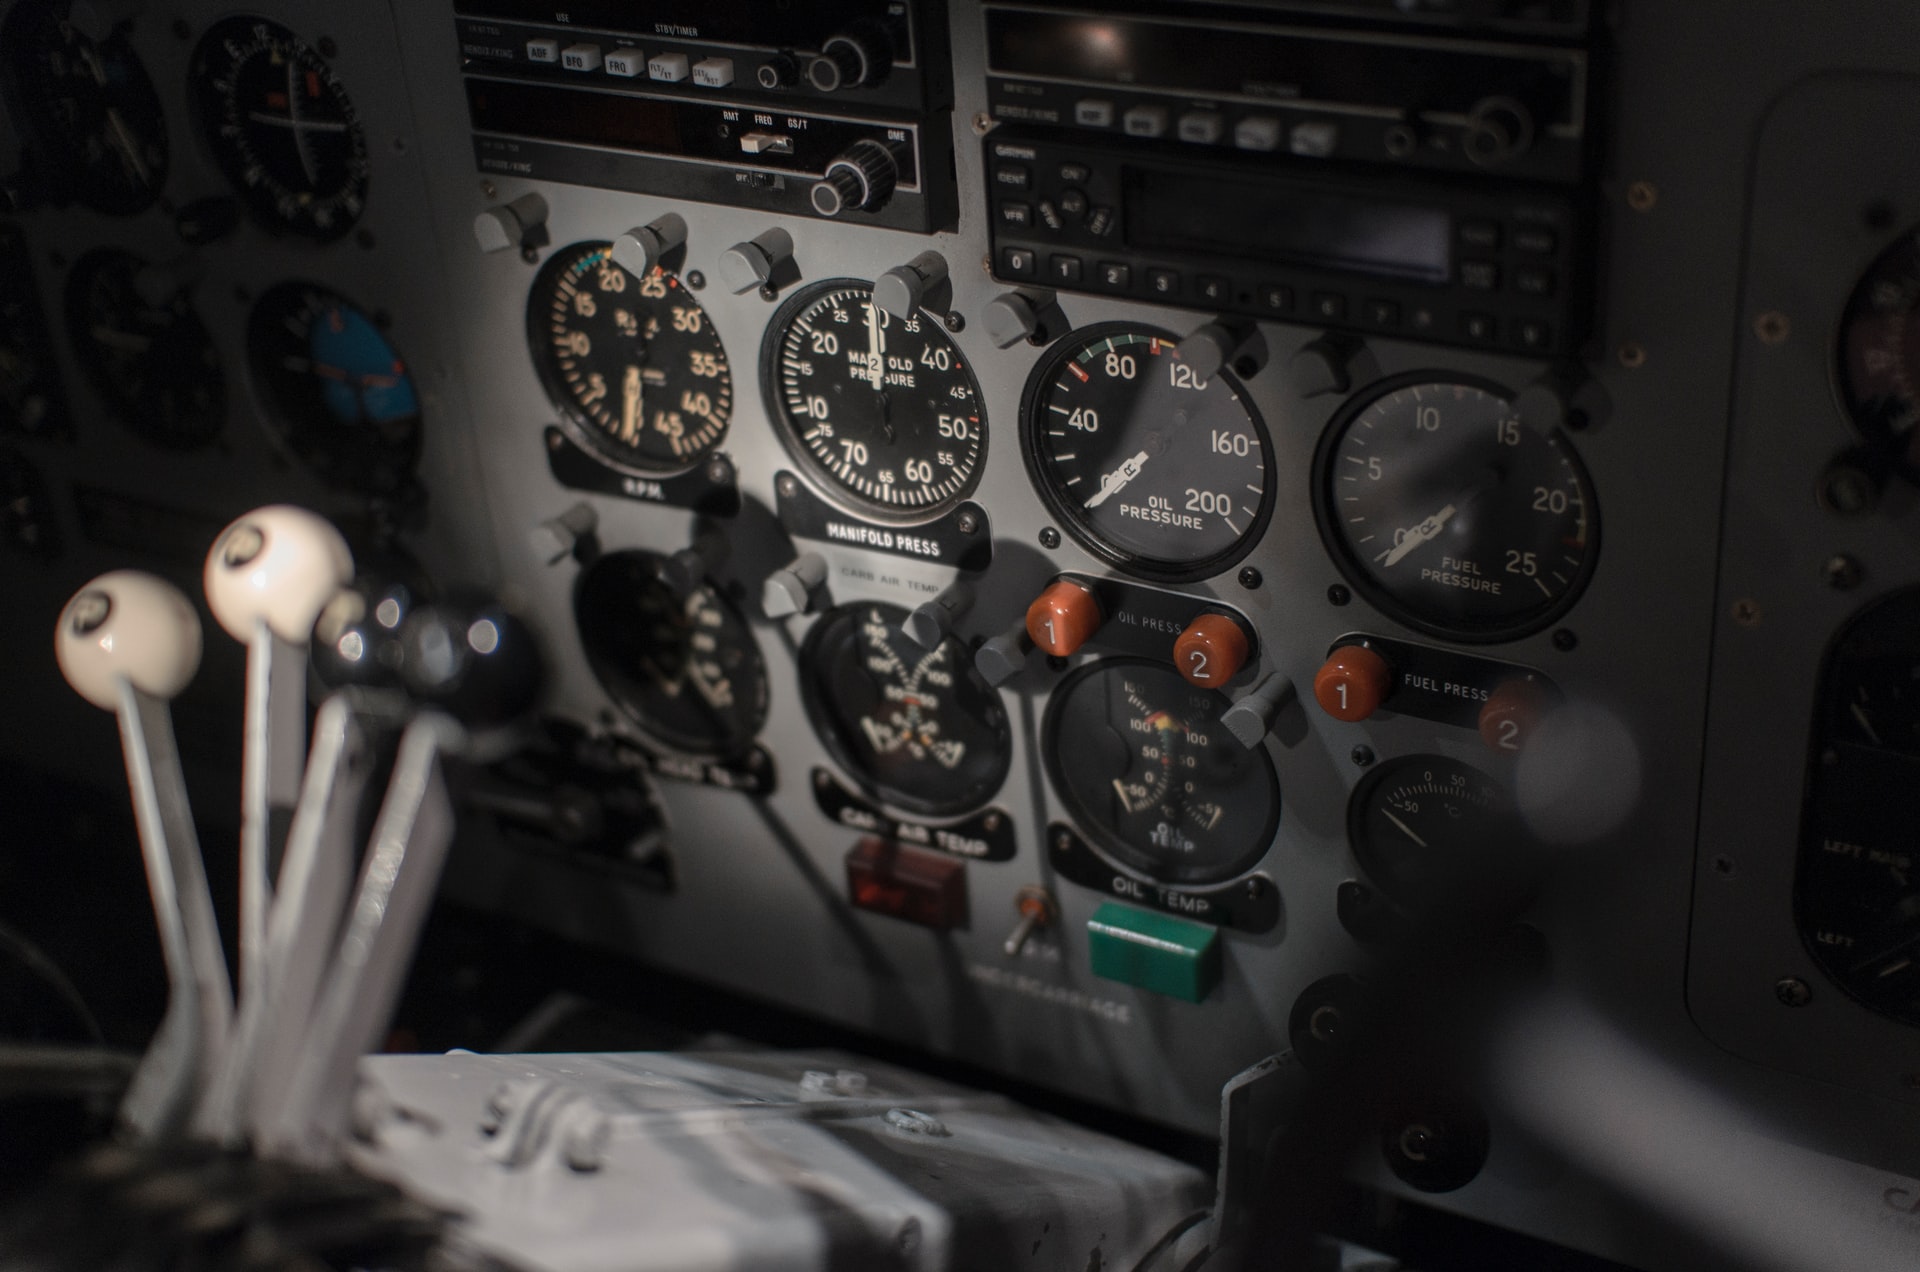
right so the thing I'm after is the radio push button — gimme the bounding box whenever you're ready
[1178,111,1224,144]
[1075,100,1115,128]
[1234,116,1282,152]
[692,58,734,88]
[604,48,644,78]
[1123,104,1169,138]
[561,43,602,72]
[647,51,690,82]
[525,38,559,64]
[1289,121,1340,157]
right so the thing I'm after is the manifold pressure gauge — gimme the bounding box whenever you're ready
[529,241,731,475]
[1022,323,1274,581]
[190,17,369,240]
[1315,374,1599,643]
[764,280,985,521]
[1044,659,1280,885]
[798,603,1011,816]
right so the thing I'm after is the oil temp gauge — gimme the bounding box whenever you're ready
[798,603,1011,817]
[1044,659,1280,886]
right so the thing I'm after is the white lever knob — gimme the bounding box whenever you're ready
[204,506,354,644]
[56,570,203,710]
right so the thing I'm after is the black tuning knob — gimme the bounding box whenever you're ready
[397,596,544,728]
[810,139,897,218]
[808,25,889,92]
[311,577,420,692]
[1463,95,1534,167]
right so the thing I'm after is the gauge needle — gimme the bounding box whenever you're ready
[1085,451,1151,510]
[102,106,153,190]
[622,364,642,443]
[1383,809,1430,848]
[864,301,886,391]
[1112,778,1139,815]
[1378,503,1458,567]
[284,57,320,188]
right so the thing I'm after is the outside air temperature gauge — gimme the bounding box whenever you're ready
[1044,658,1280,885]
[1348,755,1532,919]
[798,603,1011,816]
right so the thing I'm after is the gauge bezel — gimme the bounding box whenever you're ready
[187,16,369,242]
[1019,321,1277,584]
[760,279,988,526]
[1831,225,1920,483]
[244,281,422,495]
[1310,370,1602,645]
[796,600,1012,818]
[1346,753,1509,908]
[526,241,732,479]
[573,549,770,758]
[1041,656,1281,887]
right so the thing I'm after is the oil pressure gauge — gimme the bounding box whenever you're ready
[1315,374,1600,643]
[1044,658,1279,885]
[798,603,1010,816]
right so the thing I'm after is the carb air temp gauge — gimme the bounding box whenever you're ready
[1314,374,1599,642]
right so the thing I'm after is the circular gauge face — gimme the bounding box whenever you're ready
[529,242,732,475]
[798,602,1011,816]
[1,2,169,214]
[574,551,768,757]
[1348,755,1531,917]
[190,17,369,241]
[65,249,225,450]
[247,282,420,494]
[1838,227,1920,482]
[1022,323,1274,581]
[1043,658,1279,885]
[764,281,986,521]
[1315,375,1599,642]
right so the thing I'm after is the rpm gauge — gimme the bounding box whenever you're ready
[1023,324,1274,581]
[798,603,1010,816]
[529,241,731,475]
[1044,658,1279,885]
[247,282,420,494]
[1316,375,1599,642]
[65,249,224,450]
[765,281,985,521]
[1838,226,1920,481]
[1,1,169,214]
[574,550,769,757]
[190,17,369,240]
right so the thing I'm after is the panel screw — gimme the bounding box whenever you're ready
[945,311,965,332]
[1823,555,1863,590]
[759,283,778,302]
[1617,341,1648,369]
[1238,566,1262,590]
[1754,311,1791,345]
[1551,628,1579,651]
[705,456,734,487]
[982,812,1001,831]
[1713,854,1736,878]
[972,113,995,136]
[1731,598,1762,628]
[548,431,564,451]
[956,509,980,534]
[480,180,497,199]
[521,245,540,265]
[1245,876,1267,900]
[1627,181,1658,211]
[1039,527,1061,549]
[1818,463,1879,516]
[1351,745,1375,767]
[777,473,800,498]
[1056,830,1074,852]
[1775,977,1812,1007]
[686,270,707,290]
[1328,584,1351,606]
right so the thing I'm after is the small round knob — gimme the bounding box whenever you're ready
[1026,579,1103,658]
[810,140,897,218]
[757,54,800,90]
[808,29,887,92]
[1463,96,1534,167]
[1479,678,1551,754]
[1313,645,1393,723]
[398,598,543,727]
[1173,613,1249,688]
[204,505,354,645]
[56,571,203,710]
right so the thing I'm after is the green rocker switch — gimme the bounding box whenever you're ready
[1087,902,1221,1003]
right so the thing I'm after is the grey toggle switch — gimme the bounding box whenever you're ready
[610,213,688,279]
[874,251,950,322]
[1222,672,1297,749]
[974,621,1036,688]
[763,553,828,618]
[472,192,550,254]
[904,583,973,650]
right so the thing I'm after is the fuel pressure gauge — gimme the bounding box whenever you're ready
[1044,659,1279,885]
[1315,374,1599,642]
[1023,324,1274,581]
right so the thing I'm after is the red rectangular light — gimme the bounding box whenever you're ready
[845,838,969,931]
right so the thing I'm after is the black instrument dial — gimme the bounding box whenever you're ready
[247,282,420,494]
[575,551,768,758]
[65,249,224,450]
[0,224,69,439]
[1044,659,1279,885]
[1023,324,1274,581]
[1349,756,1531,918]
[1838,226,1920,482]
[1316,374,1599,642]
[765,281,985,520]
[190,17,369,240]
[798,603,1010,816]
[529,242,732,475]
[1,1,169,214]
